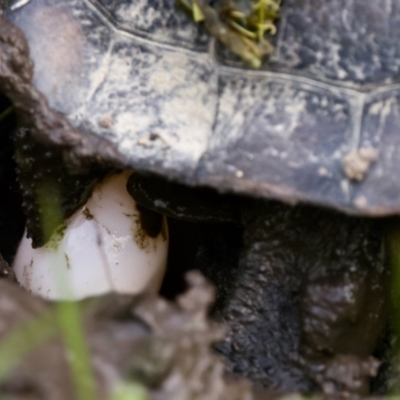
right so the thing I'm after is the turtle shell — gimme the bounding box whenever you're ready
[4,0,400,215]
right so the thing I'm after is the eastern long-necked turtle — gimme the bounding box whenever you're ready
[1,0,399,396]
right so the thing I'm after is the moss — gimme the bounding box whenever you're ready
[178,0,280,67]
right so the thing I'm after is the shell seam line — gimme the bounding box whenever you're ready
[85,0,400,98]
[84,0,209,57]
[219,66,400,97]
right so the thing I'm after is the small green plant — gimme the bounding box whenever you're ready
[178,0,280,67]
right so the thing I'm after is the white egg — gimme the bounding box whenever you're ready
[12,171,169,300]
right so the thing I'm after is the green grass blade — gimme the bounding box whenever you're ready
[57,301,97,400]
[36,179,98,399]
[110,382,149,400]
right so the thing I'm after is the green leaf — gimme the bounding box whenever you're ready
[192,2,205,22]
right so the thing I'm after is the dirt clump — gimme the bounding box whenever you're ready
[0,270,255,400]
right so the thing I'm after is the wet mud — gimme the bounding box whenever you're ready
[0,272,255,400]
[218,201,389,395]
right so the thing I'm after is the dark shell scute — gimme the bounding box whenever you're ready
[8,0,113,114]
[274,0,400,85]
[197,73,355,208]
[75,36,218,178]
[218,0,400,87]
[6,0,218,180]
[90,0,210,52]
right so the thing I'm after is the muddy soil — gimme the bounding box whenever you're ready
[0,271,257,400]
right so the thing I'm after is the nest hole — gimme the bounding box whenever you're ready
[0,94,25,264]
[160,216,243,313]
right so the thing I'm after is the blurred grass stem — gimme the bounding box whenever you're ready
[37,179,97,400]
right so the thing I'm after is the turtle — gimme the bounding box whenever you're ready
[0,0,399,396]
